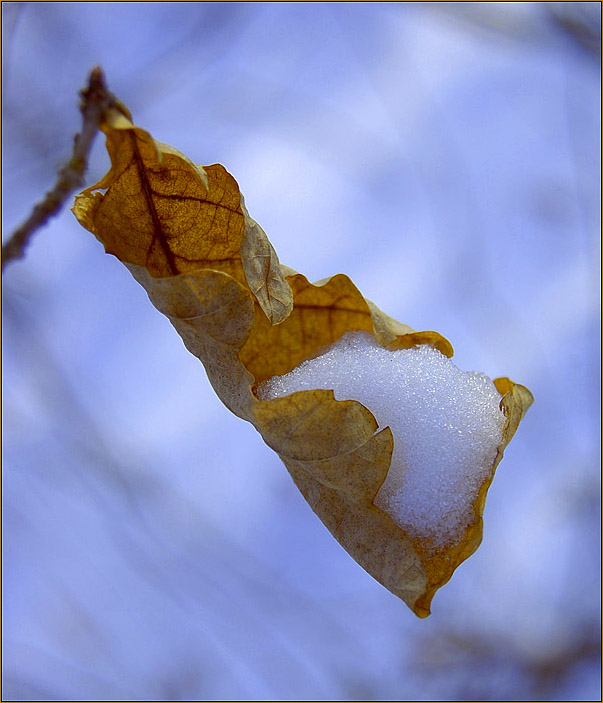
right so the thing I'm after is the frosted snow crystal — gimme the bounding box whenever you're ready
[258,331,506,548]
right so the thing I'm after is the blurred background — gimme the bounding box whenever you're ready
[2,2,600,700]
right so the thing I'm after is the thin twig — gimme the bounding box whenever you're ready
[2,66,124,272]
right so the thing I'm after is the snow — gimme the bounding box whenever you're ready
[258,331,505,548]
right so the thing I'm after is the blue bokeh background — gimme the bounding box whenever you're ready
[2,3,600,700]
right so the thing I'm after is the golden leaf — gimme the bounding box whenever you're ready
[73,108,533,617]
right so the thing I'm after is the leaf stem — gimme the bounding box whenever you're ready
[1,66,123,271]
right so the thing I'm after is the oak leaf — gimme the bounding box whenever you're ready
[73,108,533,617]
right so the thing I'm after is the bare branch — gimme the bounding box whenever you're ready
[1,66,127,272]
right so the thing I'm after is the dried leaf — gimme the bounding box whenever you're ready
[73,108,533,616]
[240,196,293,325]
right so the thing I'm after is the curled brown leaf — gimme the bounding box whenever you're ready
[73,108,533,616]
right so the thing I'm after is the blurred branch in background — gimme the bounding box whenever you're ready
[1,1,24,83]
[430,1,601,61]
[547,2,602,59]
[412,621,601,701]
[1,66,121,271]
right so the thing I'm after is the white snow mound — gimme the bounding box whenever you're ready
[258,331,505,548]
